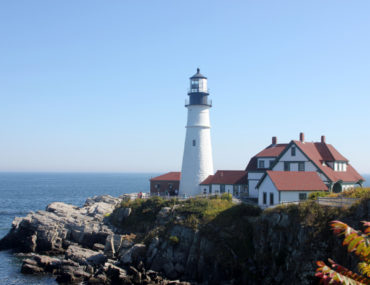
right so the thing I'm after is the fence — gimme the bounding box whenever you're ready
[317,197,359,207]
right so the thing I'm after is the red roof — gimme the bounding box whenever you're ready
[255,144,288,157]
[150,172,181,181]
[246,144,288,171]
[200,170,247,185]
[200,175,214,185]
[266,171,328,191]
[293,141,363,183]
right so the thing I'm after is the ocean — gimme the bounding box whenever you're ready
[0,172,158,285]
[0,172,369,284]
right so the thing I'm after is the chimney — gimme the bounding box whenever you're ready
[321,135,326,143]
[299,132,304,142]
[272,136,277,145]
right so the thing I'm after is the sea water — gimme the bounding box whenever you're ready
[0,172,369,284]
[0,172,158,285]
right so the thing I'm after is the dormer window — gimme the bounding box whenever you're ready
[258,160,265,169]
[291,146,296,156]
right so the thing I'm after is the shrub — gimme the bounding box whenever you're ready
[169,235,179,245]
[308,191,329,200]
[221,193,232,201]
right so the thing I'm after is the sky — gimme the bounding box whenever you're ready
[0,1,369,174]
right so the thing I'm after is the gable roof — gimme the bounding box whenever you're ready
[200,170,247,185]
[256,144,288,157]
[264,171,328,191]
[293,141,363,183]
[246,144,288,171]
[200,175,214,185]
[150,172,181,181]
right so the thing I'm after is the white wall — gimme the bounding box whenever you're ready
[200,185,210,194]
[280,191,313,203]
[247,172,263,198]
[225,185,233,194]
[258,176,279,207]
[212,184,221,194]
[248,180,259,198]
[180,105,214,196]
[248,172,264,179]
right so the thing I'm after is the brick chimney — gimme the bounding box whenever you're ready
[299,132,304,142]
[272,136,277,145]
[321,135,326,143]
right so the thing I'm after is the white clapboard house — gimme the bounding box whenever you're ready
[245,133,364,207]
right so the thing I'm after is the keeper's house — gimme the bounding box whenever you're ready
[247,133,364,207]
[150,172,180,196]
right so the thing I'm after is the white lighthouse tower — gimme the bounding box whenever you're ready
[179,68,214,196]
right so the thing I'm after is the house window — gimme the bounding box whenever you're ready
[291,147,296,156]
[298,162,305,171]
[284,162,290,171]
[220,184,225,193]
[269,160,274,169]
[263,192,267,204]
[203,188,207,194]
[155,184,160,189]
[258,160,265,169]
[270,193,274,205]
[299,193,307,201]
[192,140,196,146]
[168,183,173,189]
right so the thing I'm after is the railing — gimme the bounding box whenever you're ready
[317,197,359,207]
[185,98,212,107]
[259,197,360,210]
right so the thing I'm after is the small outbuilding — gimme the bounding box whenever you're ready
[150,172,181,196]
[200,170,248,196]
[256,171,328,207]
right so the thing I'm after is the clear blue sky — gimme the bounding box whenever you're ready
[1,1,369,174]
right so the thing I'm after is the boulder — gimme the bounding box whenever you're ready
[120,243,146,265]
[65,245,107,266]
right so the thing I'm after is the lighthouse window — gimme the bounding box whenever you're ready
[192,140,196,146]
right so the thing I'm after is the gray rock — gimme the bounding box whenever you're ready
[120,243,146,265]
[65,245,106,265]
[21,263,44,274]
[0,195,116,253]
[115,207,132,224]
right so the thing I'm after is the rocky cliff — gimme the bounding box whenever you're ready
[0,195,369,284]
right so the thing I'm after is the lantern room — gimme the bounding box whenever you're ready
[189,68,208,93]
[186,68,211,107]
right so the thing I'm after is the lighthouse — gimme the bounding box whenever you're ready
[179,68,214,196]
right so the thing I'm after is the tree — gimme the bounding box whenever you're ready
[315,221,370,285]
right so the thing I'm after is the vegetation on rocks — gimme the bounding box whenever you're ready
[316,220,370,284]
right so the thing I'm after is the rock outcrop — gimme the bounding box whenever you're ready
[1,194,369,284]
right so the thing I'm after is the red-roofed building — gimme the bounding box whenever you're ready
[150,172,181,196]
[256,171,328,207]
[245,136,288,198]
[200,170,248,196]
[250,133,365,207]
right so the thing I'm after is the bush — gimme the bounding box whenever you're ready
[308,191,329,200]
[169,235,179,245]
[221,193,232,201]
